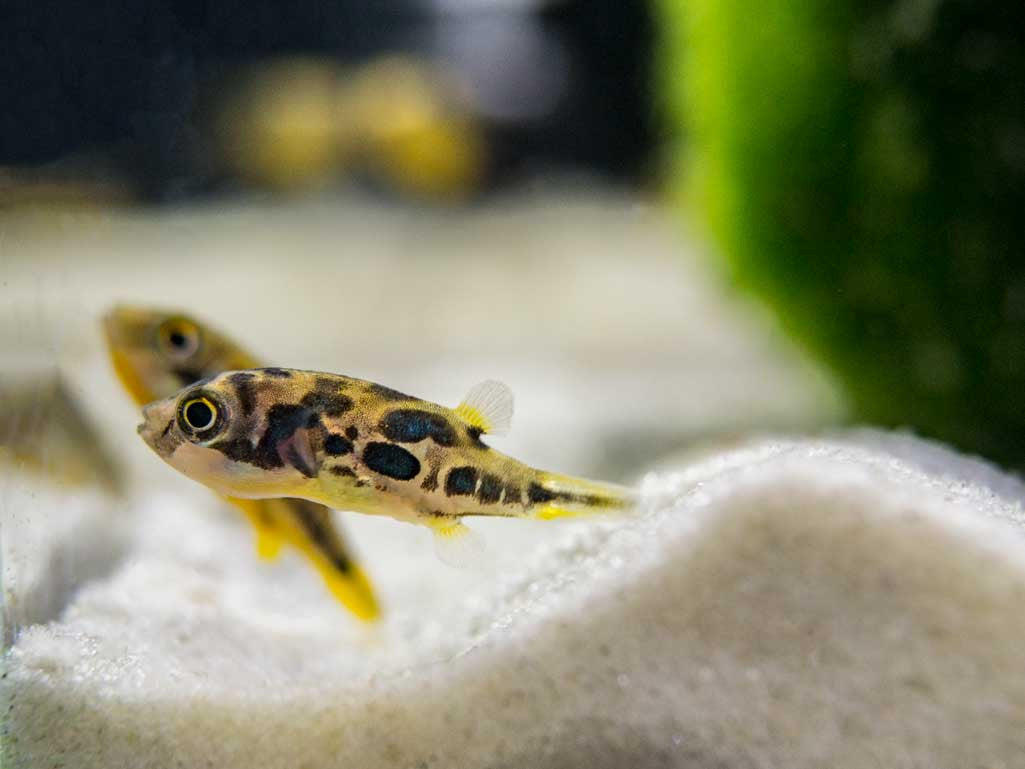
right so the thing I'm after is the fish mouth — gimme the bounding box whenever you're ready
[137,400,176,452]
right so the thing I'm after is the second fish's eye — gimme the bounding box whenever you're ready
[177,394,223,438]
[158,318,200,358]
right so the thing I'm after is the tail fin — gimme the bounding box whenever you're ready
[233,497,382,621]
[280,499,382,621]
[529,471,636,520]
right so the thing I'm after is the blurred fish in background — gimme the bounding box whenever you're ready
[0,371,122,494]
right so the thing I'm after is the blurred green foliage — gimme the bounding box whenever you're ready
[663,0,1025,466]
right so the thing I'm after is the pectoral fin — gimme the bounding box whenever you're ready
[276,425,319,478]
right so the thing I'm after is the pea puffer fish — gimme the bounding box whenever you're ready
[136,367,633,562]
[102,307,380,620]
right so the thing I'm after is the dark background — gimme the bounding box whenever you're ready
[2,0,657,200]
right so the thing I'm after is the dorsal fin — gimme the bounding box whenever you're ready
[454,380,514,436]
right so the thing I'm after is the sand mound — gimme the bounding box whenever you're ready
[6,433,1025,768]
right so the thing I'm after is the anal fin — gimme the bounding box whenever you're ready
[424,516,486,570]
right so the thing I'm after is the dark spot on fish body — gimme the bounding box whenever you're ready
[259,367,292,378]
[313,376,339,391]
[228,372,258,417]
[362,442,421,481]
[345,426,359,440]
[213,436,263,467]
[380,409,457,446]
[324,434,353,455]
[329,465,357,478]
[573,493,620,509]
[478,473,502,504]
[504,483,522,506]
[301,390,354,418]
[527,482,556,505]
[215,403,314,471]
[466,425,487,448]
[445,466,478,496]
[368,383,418,402]
[420,466,439,492]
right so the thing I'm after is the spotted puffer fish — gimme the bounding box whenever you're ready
[103,307,380,620]
[136,367,634,562]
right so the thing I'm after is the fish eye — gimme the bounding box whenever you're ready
[158,318,200,359]
[176,394,225,440]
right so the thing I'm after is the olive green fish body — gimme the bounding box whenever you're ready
[138,368,633,552]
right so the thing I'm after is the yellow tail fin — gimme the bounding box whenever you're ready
[531,471,635,520]
[312,560,381,622]
[230,497,286,559]
[229,497,381,621]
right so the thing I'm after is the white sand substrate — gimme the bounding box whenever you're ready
[5,432,1025,768]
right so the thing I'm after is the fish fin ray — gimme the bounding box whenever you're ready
[454,379,513,436]
[426,517,487,570]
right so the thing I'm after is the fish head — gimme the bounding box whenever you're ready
[137,370,319,498]
[102,305,257,404]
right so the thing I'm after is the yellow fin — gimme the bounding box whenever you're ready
[273,500,382,622]
[454,379,513,436]
[425,517,486,570]
[228,497,285,560]
[308,557,381,621]
[534,505,581,521]
[531,473,635,520]
[255,529,285,559]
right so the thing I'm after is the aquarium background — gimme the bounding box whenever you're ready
[3,0,1024,765]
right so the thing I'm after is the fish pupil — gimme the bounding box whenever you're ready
[169,330,187,348]
[185,400,213,429]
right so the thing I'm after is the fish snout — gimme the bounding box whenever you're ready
[138,399,176,449]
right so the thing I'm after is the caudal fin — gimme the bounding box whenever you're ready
[529,471,635,520]
[234,497,382,621]
[282,499,382,621]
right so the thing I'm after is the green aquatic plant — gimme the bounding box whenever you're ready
[663,0,1025,466]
